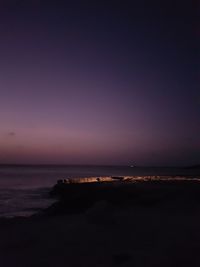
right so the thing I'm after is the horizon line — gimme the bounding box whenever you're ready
[0,163,196,168]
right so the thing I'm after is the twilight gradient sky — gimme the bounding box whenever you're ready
[0,0,199,166]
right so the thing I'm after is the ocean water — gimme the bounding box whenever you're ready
[0,165,199,218]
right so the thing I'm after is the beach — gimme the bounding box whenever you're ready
[0,178,200,267]
[0,0,197,266]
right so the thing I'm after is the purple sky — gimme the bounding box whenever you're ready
[0,1,199,166]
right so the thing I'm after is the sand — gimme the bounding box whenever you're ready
[0,180,200,267]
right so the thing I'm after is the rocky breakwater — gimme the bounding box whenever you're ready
[47,176,141,215]
[46,176,200,216]
[50,176,125,195]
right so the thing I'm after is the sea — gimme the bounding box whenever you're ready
[0,165,199,218]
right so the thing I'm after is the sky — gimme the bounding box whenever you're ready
[0,0,199,166]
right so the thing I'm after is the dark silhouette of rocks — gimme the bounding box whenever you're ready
[185,164,200,169]
[47,177,200,216]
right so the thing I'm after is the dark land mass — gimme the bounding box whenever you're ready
[185,164,200,169]
[0,178,200,267]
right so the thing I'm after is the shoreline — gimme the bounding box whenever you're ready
[0,178,200,266]
[1,176,200,219]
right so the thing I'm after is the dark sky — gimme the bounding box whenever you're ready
[0,0,199,166]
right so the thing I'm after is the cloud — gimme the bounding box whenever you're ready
[7,132,16,137]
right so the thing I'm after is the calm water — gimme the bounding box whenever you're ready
[0,165,199,218]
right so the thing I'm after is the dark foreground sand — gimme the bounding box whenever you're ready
[0,180,200,267]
